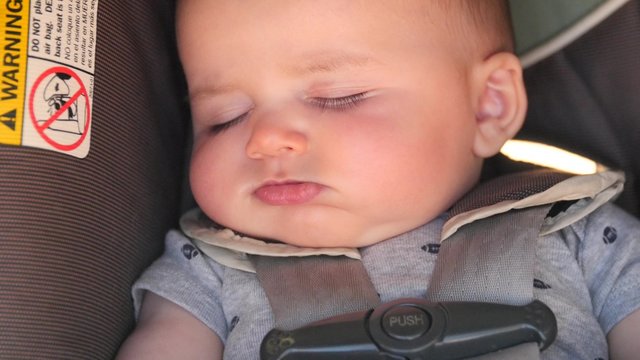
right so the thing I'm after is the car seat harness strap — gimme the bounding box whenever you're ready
[254,204,556,359]
[427,205,550,305]
[250,254,381,331]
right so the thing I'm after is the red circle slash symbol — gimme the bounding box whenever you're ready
[29,66,91,151]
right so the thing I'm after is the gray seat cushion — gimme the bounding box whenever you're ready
[520,0,640,216]
[0,1,188,358]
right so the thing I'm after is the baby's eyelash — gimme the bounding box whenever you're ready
[210,112,249,135]
[208,93,368,135]
[309,92,369,111]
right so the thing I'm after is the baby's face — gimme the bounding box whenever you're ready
[179,0,484,248]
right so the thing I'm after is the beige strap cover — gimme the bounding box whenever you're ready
[442,170,624,241]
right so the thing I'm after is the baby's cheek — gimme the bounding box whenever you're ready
[190,153,225,211]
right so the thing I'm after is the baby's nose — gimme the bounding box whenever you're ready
[245,120,309,159]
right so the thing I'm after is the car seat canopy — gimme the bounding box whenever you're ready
[512,0,630,67]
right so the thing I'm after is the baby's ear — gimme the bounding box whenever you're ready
[471,52,527,158]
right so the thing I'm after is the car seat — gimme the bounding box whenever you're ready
[513,0,640,217]
[0,1,188,359]
[0,1,637,359]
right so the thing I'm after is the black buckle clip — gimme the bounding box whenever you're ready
[261,299,557,360]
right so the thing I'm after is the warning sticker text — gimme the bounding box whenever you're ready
[0,0,98,158]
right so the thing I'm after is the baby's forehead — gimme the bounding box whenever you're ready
[177,0,510,68]
[176,1,470,34]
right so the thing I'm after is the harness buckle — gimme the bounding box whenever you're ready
[261,299,557,360]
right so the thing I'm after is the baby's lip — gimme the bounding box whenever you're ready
[254,180,325,205]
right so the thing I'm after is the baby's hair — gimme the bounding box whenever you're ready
[434,0,515,56]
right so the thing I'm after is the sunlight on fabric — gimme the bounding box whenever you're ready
[500,140,600,175]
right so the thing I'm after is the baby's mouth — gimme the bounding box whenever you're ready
[254,181,324,205]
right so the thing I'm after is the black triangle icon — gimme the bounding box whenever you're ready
[1,109,16,131]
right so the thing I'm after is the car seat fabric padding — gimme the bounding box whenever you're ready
[0,1,188,359]
[521,0,640,217]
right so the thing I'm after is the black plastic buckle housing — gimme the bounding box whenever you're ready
[260,299,557,360]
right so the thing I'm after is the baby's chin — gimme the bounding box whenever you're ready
[210,208,419,249]
[242,226,392,249]
[276,234,378,249]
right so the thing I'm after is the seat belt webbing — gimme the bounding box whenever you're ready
[250,255,381,330]
[427,204,554,359]
[428,205,552,304]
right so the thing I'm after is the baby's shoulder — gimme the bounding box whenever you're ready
[565,202,640,242]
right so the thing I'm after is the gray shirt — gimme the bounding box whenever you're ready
[132,203,640,359]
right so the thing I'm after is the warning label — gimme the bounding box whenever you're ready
[1,0,29,146]
[0,0,99,158]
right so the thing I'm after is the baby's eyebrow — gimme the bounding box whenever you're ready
[284,51,377,76]
[188,84,235,103]
[188,51,378,101]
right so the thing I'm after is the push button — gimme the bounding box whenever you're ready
[381,305,431,340]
